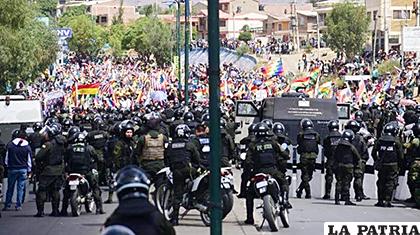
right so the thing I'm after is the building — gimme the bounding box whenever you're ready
[366,0,418,51]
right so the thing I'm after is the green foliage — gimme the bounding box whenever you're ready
[0,0,58,90]
[122,17,174,65]
[238,31,252,42]
[236,44,250,57]
[305,44,313,54]
[241,25,251,32]
[58,5,88,27]
[112,0,124,25]
[324,2,369,58]
[36,0,57,18]
[64,15,107,55]
[104,24,126,56]
[136,4,171,16]
[377,59,400,76]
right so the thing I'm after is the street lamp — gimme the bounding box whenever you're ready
[184,0,190,106]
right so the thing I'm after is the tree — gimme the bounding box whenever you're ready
[36,0,58,18]
[64,15,107,55]
[0,0,58,91]
[58,5,88,26]
[122,16,174,65]
[238,25,252,42]
[324,2,369,59]
[112,0,124,25]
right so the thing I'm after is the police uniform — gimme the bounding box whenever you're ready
[333,139,361,205]
[244,137,287,222]
[221,130,236,167]
[351,133,369,200]
[164,137,200,224]
[404,137,420,204]
[34,135,66,216]
[372,135,404,206]
[61,141,104,215]
[192,134,211,168]
[137,130,168,181]
[87,130,109,185]
[237,134,255,198]
[296,129,320,198]
[322,130,341,199]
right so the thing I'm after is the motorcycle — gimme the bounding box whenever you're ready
[65,173,95,217]
[155,167,234,226]
[235,144,247,169]
[249,173,290,232]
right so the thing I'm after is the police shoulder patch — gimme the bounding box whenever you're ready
[94,134,104,139]
[172,142,186,149]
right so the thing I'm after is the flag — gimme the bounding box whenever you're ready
[318,81,333,98]
[356,80,366,101]
[290,77,310,91]
[383,79,392,92]
[72,83,100,95]
[338,87,353,103]
[261,59,284,77]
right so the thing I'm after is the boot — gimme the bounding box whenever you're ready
[304,187,311,199]
[384,201,393,208]
[405,197,415,203]
[34,203,44,217]
[244,217,254,225]
[104,192,114,204]
[322,194,331,200]
[374,201,385,207]
[171,208,180,226]
[334,192,340,205]
[49,202,60,217]
[296,189,302,199]
[96,202,106,214]
[34,211,44,217]
[362,194,370,200]
[345,198,356,206]
[355,195,363,202]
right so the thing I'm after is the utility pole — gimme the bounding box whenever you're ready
[316,12,320,59]
[208,0,222,234]
[383,0,389,53]
[373,15,378,65]
[176,1,181,95]
[184,0,190,106]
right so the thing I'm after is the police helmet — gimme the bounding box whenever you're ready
[345,120,361,133]
[273,122,286,136]
[74,132,86,143]
[115,165,150,201]
[361,103,368,110]
[342,129,354,141]
[131,116,141,126]
[45,117,59,126]
[300,118,314,130]
[248,123,257,135]
[145,112,161,130]
[119,120,135,134]
[261,119,273,130]
[175,124,191,138]
[183,112,194,122]
[12,129,26,140]
[33,122,43,132]
[63,118,73,130]
[328,120,340,132]
[68,126,81,140]
[383,123,397,136]
[413,122,420,138]
[101,225,136,235]
[354,111,363,122]
[40,123,61,137]
[254,122,270,137]
[201,113,210,126]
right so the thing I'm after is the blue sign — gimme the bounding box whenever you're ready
[56,28,73,39]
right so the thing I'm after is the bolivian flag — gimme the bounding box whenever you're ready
[72,83,100,95]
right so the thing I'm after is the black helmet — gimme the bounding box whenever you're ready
[300,118,314,130]
[93,118,106,130]
[383,123,397,136]
[254,122,270,137]
[342,129,354,141]
[361,103,368,110]
[63,118,73,130]
[248,123,257,135]
[261,119,273,130]
[74,132,86,143]
[33,122,43,132]
[272,122,285,136]
[119,120,135,134]
[12,129,26,140]
[416,105,420,114]
[345,120,361,133]
[201,113,210,126]
[175,124,191,138]
[131,116,141,126]
[115,165,150,201]
[220,118,226,128]
[40,123,61,137]
[68,126,81,140]
[45,117,59,126]
[413,122,420,137]
[145,112,161,130]
[183,112,194,122]
[354,111,363,122]
[175,108,185,119]
[328,120,340,132]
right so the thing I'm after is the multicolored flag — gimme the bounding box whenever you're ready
[72,83,100,95]
[261,59,284,77]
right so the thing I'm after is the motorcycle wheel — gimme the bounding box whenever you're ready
[154,179,168,214]
[263,194,279,232]
[200,191,211,226]
[85,198,95,213]
[221,189,234,218]
[70,189,82,217]
[279,208,290,228]
[162,187,174,221]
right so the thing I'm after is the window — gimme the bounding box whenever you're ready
[278,24,282,31]
[373,10,378,19]
[272,23,275,29]
[220,20,226,27]
[100,16,108,24]
[393,10,410,19]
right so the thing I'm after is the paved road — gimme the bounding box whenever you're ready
[1,169,419,235]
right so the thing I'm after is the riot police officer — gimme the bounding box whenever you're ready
[137,112,168,182]
[346,120,370,201]
[61,132,105,216]
[105,120,137,204]
[34,123,66,217]
[405,123,420,202]
[237,124,257,198]
[372,123,404,207]
[322,120,341,200]
[296,119,320,199]
[191,124,211,169]
[183,112,199,132]
[333,130,361,205]
[28,122,44,193]
[103,165,175,235]
[87,118,109,186]
[244,122,289,225]
[164,124,201,225]
[220,118,236,167]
